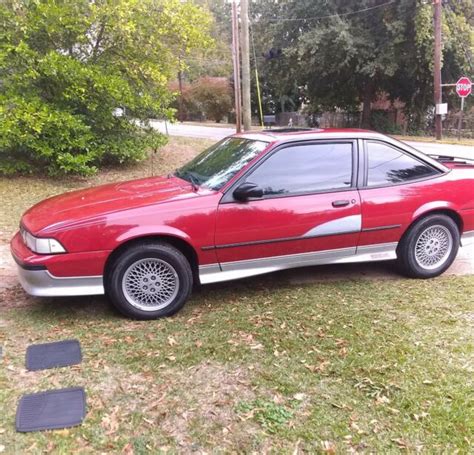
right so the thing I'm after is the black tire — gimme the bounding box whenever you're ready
[397,214,459,278]
[105,242,193,319]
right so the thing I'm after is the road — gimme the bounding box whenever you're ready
[150,121,473,159]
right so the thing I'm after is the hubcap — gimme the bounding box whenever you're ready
[122,258,179,311]
[414,225,453,270]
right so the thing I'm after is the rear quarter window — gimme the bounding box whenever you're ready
[367,141,440,186]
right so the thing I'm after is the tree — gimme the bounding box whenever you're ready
[249,0,473,130]
[0,0,213,175]
[184,0,232,81]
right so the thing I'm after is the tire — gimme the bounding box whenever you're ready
[105,242,193,319]
[397,214,459,278]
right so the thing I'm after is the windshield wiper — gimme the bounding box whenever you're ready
[175,169,200,192]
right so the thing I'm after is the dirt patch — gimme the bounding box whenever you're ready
[159,361,257,450]
[0,285,34,309]
[76,361,260,451]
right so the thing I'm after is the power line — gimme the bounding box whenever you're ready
[265,0,397,23]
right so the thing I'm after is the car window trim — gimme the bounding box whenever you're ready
[360,139,443,190]
[220,139,359,204]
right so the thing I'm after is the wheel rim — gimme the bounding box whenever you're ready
[122,258,179,311]
[414,225,453,270]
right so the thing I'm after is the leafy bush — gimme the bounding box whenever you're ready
[0,0,212,175]
[173,77,232,123]
[370,110,403,135]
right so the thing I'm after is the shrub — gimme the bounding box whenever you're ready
[172,77,232,123]
[0,0,212,175]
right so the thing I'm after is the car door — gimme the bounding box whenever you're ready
[358,139,444,257]
[213,140,362,273]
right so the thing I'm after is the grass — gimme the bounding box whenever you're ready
[0,277,473,452]
[0,134,473,452]
[392,135,474,147]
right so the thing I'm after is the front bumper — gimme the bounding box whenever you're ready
[16,264,104,297]
[11,231,105,297]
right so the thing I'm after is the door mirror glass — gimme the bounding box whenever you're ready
[233,182,264,201]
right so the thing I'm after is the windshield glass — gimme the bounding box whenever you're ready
[175,137,268,190]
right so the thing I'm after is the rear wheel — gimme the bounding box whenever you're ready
[105,242,193,319]
[397,214,459,278]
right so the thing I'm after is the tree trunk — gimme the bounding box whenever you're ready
[361,81,375,129]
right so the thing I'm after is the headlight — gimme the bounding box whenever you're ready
[20,226,66,254]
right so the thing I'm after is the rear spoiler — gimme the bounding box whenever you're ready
[427,154,474,165]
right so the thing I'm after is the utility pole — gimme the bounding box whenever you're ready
[177,66,184,122]
[240,0,252,131]
[433,0,442,140]
[231,1,242,133]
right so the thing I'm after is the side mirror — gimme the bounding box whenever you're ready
[233,182,264,201]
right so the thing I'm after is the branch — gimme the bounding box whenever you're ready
[91,20,106,61]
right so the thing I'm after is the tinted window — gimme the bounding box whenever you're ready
[176,138,268,190]
[367,142,438,186]
[246,142,353,196]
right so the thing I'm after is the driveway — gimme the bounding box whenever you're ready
[150,121,473,159]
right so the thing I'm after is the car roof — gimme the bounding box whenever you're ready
[234,128,448,173]
[236,127,390,142]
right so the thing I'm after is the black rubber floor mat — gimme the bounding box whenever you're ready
[26,339,82,371]
[16,387,86,432]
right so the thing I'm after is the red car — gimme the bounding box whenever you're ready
[11,129,474,319]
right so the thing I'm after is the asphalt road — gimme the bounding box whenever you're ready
[150,120,473,159]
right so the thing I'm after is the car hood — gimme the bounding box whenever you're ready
[22,176,204,234]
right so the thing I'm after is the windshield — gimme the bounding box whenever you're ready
[175,137,268,191]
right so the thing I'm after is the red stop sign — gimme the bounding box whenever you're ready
[456,77,472,98]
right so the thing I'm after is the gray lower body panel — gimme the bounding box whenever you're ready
[199,242,398,284]
[16,265,104,297]
[461,230,474,246]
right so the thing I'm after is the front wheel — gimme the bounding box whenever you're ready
[397,214,459,278]
[105,242,193,319]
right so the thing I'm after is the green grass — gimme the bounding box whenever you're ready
[393,135,474,147]
[1,276,473,452]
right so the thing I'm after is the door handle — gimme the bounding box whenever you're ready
[332,200,350,208]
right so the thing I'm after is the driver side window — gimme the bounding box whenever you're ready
[245,142,353,197]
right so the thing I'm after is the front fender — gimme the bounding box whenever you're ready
[114,225,195,249]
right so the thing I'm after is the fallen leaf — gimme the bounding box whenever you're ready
[413,412,428,421]
[375,395,391,405]
[338,347,348,358]
[122,442,134,454]
[167,336,177,346]
[392,438,409,449]
[321,440,336,453]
